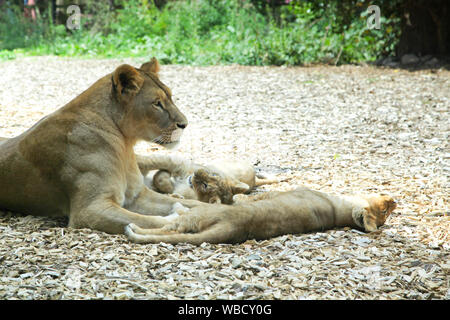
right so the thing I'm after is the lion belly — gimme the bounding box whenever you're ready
[242,189,341,239]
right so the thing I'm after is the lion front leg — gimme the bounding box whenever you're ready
[125,186,205,216]
[125,222,234,245]
[69,199,170,235]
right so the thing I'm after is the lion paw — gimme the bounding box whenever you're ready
[126,223,139,233]
[124,223,137,238]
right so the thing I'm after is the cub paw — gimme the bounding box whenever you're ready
[172,202,190,215]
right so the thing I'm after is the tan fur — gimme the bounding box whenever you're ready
[0,58,204,234]
[137,155,283,204]
[152,170,174,194]
[125,187,397,244]
[207,159,282,191]
[191,168,236,204]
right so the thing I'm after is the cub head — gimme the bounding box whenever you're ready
[192,169,249,204]
[353,195,397,232]
[112,58,187,148]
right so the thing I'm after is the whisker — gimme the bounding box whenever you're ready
[152,135,163,144]
[152,128,181,145]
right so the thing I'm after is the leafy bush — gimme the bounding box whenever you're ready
[0,3,52,51]
[0,0,401,65]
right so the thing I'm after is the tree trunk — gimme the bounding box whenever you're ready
[396,0,449,57]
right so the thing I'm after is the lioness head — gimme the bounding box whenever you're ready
[112,58,187,148]
[192,169,249,204]
[353,195,397,232]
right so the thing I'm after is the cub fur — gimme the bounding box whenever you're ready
[125,187,397,244]
[137,154,282,204]
[0,58,204,234]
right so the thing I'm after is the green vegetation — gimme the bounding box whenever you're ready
[0,0,401,65]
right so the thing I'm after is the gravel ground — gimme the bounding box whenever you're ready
[0,56,448,300]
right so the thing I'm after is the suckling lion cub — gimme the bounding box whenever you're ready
[137,154,282,204]
[125,187,397,244]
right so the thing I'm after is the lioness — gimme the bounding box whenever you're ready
[0,58,203,234]
[125,187,397,244]
[137,154,281,204]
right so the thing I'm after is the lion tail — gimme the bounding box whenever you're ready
[126,224,237,245]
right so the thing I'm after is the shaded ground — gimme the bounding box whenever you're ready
[0,57,448,299]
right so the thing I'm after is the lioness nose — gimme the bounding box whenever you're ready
[176,123,187,129]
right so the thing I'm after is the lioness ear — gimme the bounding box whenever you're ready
[231,181,250,195]
[385,197,397,214]
[113,64,144,100]
[140,57,160,75]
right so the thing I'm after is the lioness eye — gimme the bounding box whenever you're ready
[154,101,164,109]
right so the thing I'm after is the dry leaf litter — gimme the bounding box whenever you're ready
[0,57,448,300]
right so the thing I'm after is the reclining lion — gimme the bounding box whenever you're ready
[0,58,202,234]
[125,187,397,244]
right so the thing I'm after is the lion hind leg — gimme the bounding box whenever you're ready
[254,177,280,187]
[69,202,169,235]
[254,176,292,187]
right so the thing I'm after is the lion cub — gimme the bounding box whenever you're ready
[125,187,398,244]
[137,155,282,204]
